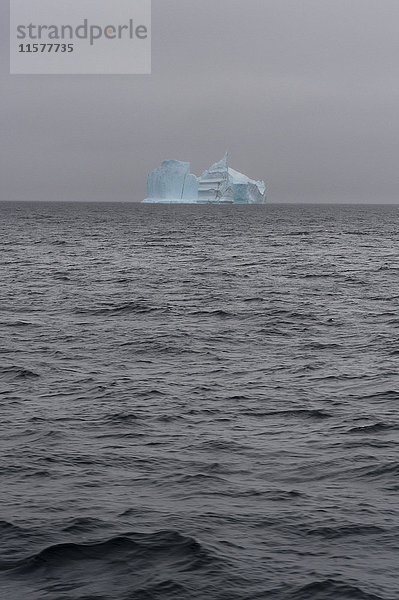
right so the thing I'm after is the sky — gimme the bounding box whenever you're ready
[1,0,399,203]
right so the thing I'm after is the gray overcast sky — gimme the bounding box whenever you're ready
[1,0,399,203]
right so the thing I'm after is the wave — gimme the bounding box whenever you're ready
[291,578,384,599]
[351,390,399,402]
[61,517,114,533]
[191,439,249,452]
[75,301,168,316]
[304,524,386,539]
[215,488,304,500]
[243,409,331,420]
[352,462,399,480]
[174,471,227,485]
[190,309,236,318]
[304,341,342,350]
[0,366,39,380]
[343,439,397,450]
[130,579,188,599]
[0,320,40,328]
[0,520,29,537]
[347,422,398,434]
[102,412,142,425]
[1,530,214,575]
[287,231,311,236]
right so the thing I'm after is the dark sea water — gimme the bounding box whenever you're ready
[0,201,398,600]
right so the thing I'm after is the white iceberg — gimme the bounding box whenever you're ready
[228,167,267,204]
[197,154,234,203]
[143,154,267,204]
[145,160,198,203]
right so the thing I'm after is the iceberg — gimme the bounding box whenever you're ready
[142,154,267,204]
[228,167,267,204]
[198,154,234,203]
[145,160,198,203]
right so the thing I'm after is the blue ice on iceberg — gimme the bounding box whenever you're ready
[143,154,267,204]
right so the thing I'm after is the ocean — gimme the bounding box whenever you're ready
[0,201,398,600]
